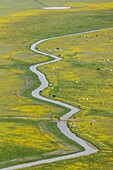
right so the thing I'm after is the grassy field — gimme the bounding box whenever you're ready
[0,0,113,169]
[35,28,113,169]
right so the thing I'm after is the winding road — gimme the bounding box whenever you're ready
[1,29,107,170]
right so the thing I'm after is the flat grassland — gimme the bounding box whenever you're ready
[0,0,113,169]
[36,29,113,170]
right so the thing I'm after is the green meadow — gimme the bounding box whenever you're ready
[0,0,113,169]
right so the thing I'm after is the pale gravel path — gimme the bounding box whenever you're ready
[2,28,111,170]
[44,7,71,10]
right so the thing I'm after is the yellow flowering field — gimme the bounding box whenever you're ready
[0,122,61,151]
[35,28,113,169]
[1,0,113,169]
[0,1,86,166]
[0,118,81,165]
[0,10,44,28]
[0,65,58,118]
[39,29,113,110]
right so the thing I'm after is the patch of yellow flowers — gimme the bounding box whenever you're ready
[38,29,113,154]
[0,122,62,151]
[12,105,56,118]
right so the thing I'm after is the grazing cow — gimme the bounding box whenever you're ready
[74,52,78,55]
[72,124,77,128]
[56,48,59,50]
[58,117,62,121]
[97,68,100,70]
[52,94,56,98]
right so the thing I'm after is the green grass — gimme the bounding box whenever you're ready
[21,152,113,170]
[42,0,113,6]
[0,118,83,169]
[32,28,113,169]
[1,0,113,169]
